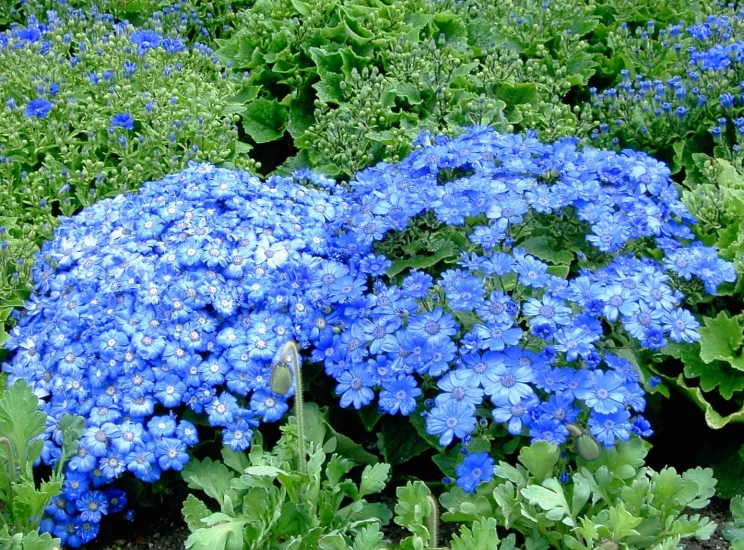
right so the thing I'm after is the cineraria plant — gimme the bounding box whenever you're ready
[0,7,255,320]
[585,11,744,170]
[323,125,734,462]
[1,162,357,546]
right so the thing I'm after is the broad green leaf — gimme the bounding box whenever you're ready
[183,494,212,531]
[221,447,251,474]
[519,236,573,265]
[584,437,648,480]
[58,413,85,469]
[13,531,61,550]
[699,312,744,370]
[377,417,430,466]
[492,83,539,106]
[185,513,248,550]
[241,99,288,144]
[450,517,500,550]
[387,242,456,277]
[518,441,560,481]
[358,463,390,499]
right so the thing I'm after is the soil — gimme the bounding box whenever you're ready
[82,503,189,550]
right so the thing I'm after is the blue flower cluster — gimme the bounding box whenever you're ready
[589,14,744,149]
[324,126,734,452]
[2,163,353,546]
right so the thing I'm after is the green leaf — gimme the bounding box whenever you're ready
[0,379,47,471]
[698,312,744,370]
[394,481,433,542]
[313,74,345,104]
[221,447,251,474]
[682,467,717,509]
[181,457,236,507]
[518,441,560,481]
[185,513,248,550]
[387,241,456,277]
[352,523,385,550]
[377,416,431,466]
[607,502,641,541]
[492,83,539,106]
[13,531,61,550]
[241,99,288,144]
[519,236,573,265]
[58,413,85,468]
[358,463,390,499]
[309,47,344,78]
[521,478,573,525]
[183,494,212,531]
[450,517,500,550]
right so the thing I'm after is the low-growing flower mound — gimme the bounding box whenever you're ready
[2,163,353,546]
[325,126,735,459]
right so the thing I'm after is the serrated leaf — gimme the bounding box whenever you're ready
[182,457,236,507]
[241,99,288,144]
[0,379,47,471]
[358,463,390,499]
[183,494,212,531]
[607,502,641,540]
[352,523,385,550]
[394,481,433,542]
[387,241,456,277]
[699,312,744,370]
[450,517,500,550]
[682,467,717,509]
[521,478,573,525]
[221,447,251,474]
[518,441,560,481]
[185,513,248,550]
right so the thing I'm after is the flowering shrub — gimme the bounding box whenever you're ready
[0,8,254,320]
[1,162,357,546]
[324,126,734,458]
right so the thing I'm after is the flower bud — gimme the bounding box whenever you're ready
[599,538,619,550]
[269,362,293,396]
[574,432,601,461]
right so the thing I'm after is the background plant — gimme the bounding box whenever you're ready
[0,8,257,340]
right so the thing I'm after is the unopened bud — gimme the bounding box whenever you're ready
[600,538,619,550]
[270,362,293,396]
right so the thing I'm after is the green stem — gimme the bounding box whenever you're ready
[426,494,439,549]
[281,341,306,475]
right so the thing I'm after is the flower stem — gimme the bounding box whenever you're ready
[281,341,306,475]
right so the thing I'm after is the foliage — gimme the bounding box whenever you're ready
[724,495,744,549]
[0,379,84,549]
[0,7,256,330]
[181,423,392,550]
[215,0,599,178]
[440,438,717,549]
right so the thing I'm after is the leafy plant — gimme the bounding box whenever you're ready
[0,379,84,549]
[724,495,744,550]
[440,439,717,549]
[181,422,393,549]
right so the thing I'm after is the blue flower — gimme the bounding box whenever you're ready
[129,29,162,56]
[24,98,52,119]
[76,491,108,523]
[426,400,477,446]
[110,113,135,130]
[378,375,421,415]
[575,370,626,414]
[483,362,534,406]
[455,452,494,493]
[588,410,632,447]
[336,365,376,409]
